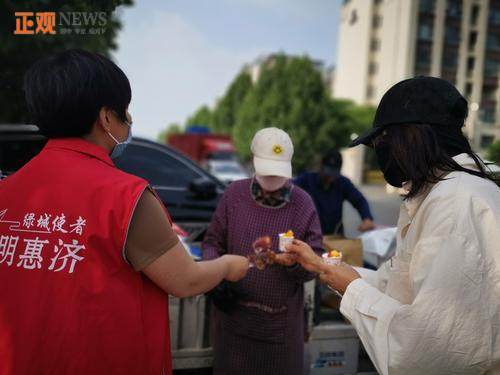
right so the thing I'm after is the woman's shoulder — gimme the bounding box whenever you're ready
[421,171,500,234]
[221,178,252,198]
[291,184,316,208]
[432,170,500,206]
[91,162,148,192]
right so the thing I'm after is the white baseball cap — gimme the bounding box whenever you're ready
[251,127,294,178]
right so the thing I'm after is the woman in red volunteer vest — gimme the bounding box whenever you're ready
[0,49,249,375]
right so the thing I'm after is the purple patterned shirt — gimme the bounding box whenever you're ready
[202,178,323,374]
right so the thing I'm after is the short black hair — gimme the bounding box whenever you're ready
[321,149,342,170]
[24,49,131,138]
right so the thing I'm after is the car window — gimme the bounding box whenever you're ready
[115,143,202,188]
[214,165,243,174]
[0,137,46,175]
[207,152,235,161]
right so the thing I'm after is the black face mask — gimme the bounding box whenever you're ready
[375,144,407,188]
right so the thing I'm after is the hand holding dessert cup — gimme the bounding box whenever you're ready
[278,230,294,252]
[248,232,297,269]
[285,239,361,295]
[322,250,342,265]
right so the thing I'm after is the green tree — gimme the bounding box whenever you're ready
[157,123,183,143]
[487,140,500,165]
[211,71,253,133]
[0,0,133,124]
[185,105,213,128]
[232,54,375,171]
[233,55,328,170]
[184,53,376,172]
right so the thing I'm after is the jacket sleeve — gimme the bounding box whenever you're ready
[292,173,307,190]
[340,234,491,375]
[343,177,374,220]
[354,261,391,292]
[202,192,229,261]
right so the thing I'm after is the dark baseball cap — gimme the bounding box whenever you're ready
[349,76,469,147]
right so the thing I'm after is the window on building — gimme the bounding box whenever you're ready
[366,85,375,99]
[416,44,432,67]
[467,57,475,75]
[446,0,462,17]
[487,34,500,51]
[369,62,378,75]
[484,59,500,76]
[480,135,495,148]
[419,0,435,13]
[489,8,500,25]
[465,82,473,98]
[480,108,496,124]
[371,38,380,51]
[482,87,497,102]
[444,25,460,44]
[418,23,433,40]
[471,4,480,25]
[468,31,478,50]
[372,14,382,28]
[442,48,458,69]
[349,9,358,25]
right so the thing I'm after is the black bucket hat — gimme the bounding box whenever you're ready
[349,76,469,147]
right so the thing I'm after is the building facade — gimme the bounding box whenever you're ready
[334,0,500,152]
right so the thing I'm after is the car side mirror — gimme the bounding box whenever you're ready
[189,177,217,199]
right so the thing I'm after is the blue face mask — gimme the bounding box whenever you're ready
[107,122,132,160]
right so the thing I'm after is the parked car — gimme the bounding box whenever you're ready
[207,159,248,184]
[0,124,225,245]
[114,137,225,244]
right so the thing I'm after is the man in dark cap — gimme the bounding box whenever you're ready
[294,149,375,237]
[286,76,500,374]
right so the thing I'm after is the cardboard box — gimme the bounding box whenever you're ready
[323,236,363,267]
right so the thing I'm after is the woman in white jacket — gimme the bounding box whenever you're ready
[287,77,500,374]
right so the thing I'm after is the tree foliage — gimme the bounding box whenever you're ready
[181,53,375,171]
[185,105,213,129]
[0,0,133,124]
[157,123,183,143]
[487,140,500,165]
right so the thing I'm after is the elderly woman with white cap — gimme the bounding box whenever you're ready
[202,127,323,375]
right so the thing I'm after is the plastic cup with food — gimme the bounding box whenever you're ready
[322,250,342,265]
[278,230,294,252]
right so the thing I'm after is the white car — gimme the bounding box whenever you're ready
[207,160,248,184]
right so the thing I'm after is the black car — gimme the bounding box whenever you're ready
[0,124,225,243]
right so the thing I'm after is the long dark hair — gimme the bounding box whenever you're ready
[381,124,499,199]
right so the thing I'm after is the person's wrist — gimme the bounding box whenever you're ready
[312,255,324,273]
[219,255,231,278]
[339,275,361,295]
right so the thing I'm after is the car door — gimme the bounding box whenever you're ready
[114,140,222,241]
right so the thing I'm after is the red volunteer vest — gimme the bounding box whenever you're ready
[0,138,172,375]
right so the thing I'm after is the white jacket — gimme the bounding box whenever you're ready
[340,154,500,374]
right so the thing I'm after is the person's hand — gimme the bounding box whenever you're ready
[319,263,361,295]
[222,255,249,282]
[357,218,375,232]
[274,252,297,267]
[285,239,322,273]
